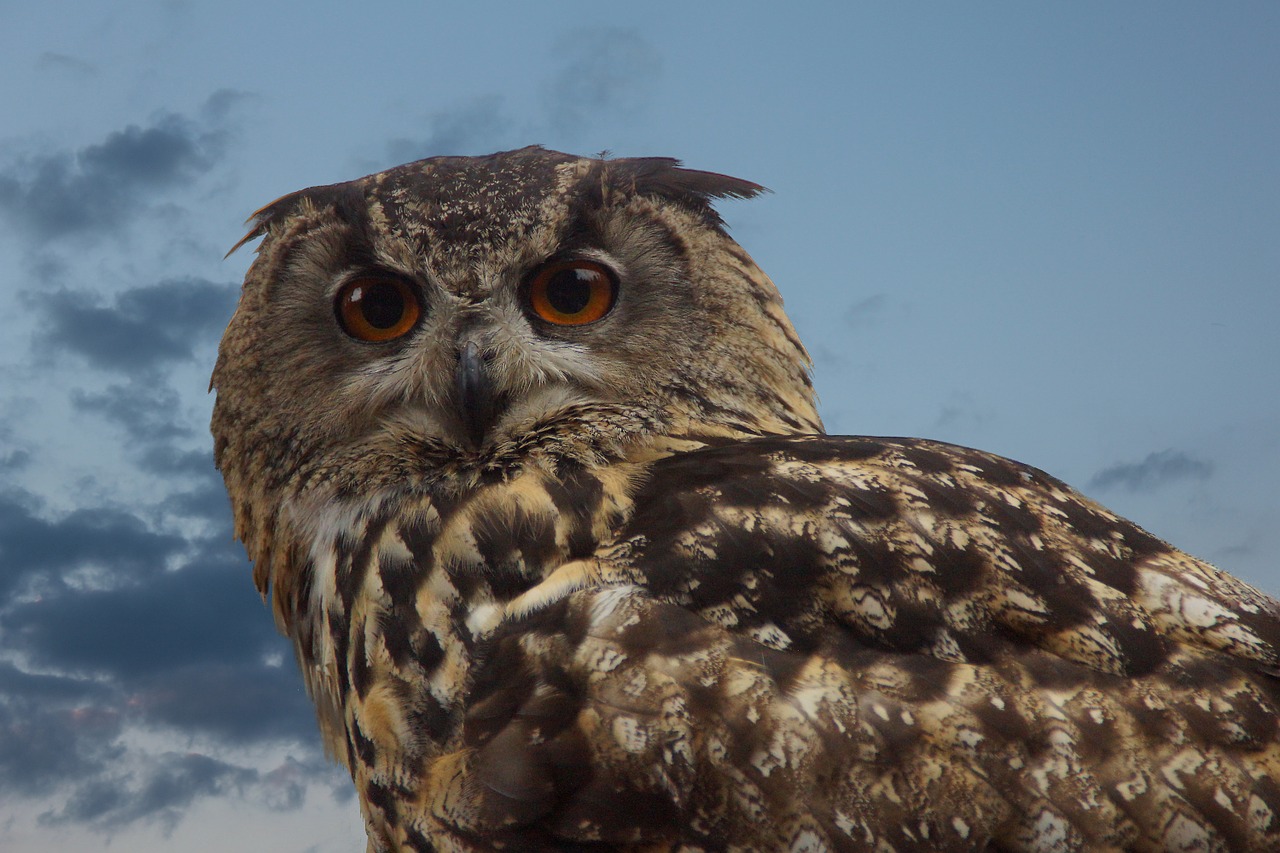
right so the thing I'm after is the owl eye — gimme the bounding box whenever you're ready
[335,277,422,342]
[524,260,617,326]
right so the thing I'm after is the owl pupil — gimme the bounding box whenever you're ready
[546,270,593,315]
[360,283,406,328]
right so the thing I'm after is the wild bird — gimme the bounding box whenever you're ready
[212,146,1280,853]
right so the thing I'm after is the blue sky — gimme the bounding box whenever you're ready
[1,3,1277,850]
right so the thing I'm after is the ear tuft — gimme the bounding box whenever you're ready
[225,182,367,257]
[602,157,767,227]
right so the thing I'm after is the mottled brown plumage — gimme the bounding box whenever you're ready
[212,147,1280,852]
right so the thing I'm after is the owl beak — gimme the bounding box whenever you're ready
[454,340,500,447]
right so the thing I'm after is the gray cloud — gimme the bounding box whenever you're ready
[71,380,190,442]
[164,475,235,523]
[0,87,323,836]
[1089,449,1214,492]
[136,446,218,479]
[0,488,186,597]
[0,661,326,828]
[0,424,31,473]
[844,294,889,329]
[386,96,518,163]
[129,662,316,746]
[33,277,237,503]
[542,28,662,135]
[200,89,257,125]
[5,552,277,678]
[380,28,661,167]
[0,487,327,825]
[36,751,298,833]
[38,278,238,372]
[932,392,989,433]
[0,691,124,799]
[0,449,31,472]
[36,52,96,77]
[0,101,236,242]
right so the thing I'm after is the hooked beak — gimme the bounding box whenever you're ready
[454,341,500,447]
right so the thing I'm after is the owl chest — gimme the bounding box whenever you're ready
[300,465,627,769]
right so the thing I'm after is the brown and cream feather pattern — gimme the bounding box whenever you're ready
[212,148,1280,852]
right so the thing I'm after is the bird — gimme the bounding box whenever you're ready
[211,146,1280,852]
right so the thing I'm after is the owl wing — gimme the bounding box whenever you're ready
[426,436,1280,852]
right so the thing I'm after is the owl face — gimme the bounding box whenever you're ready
[212,148,820,512]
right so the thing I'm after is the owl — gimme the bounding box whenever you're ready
[212,147,1280,852]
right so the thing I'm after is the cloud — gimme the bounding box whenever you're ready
[0,662,322,826]
[6,556,275,678]
[163,473,235,524]
[844,294,889,329]
[0,103,235,242]
[1089,449,1214,492]
[36,52,95,77]
[28,276,236,468]
[385,96,518,163]
[542,28,662,135]
[31,278,237,505]
[200,89,257,125]
[135,446,218,479]
[0,449,31,472]
[0,424,31,473]
[0,486,328,827]
[36,751,316,833]
[380,28,661,167]
[0,488,187,597]
[932,392,989,433]
[0,88,323,839]
[37,278,238,372]
[0,482,307,738]
[0,687,124,799]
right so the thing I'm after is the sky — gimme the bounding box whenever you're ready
[0,2,1277,850]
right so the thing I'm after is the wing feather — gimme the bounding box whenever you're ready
[432,436,1280,851]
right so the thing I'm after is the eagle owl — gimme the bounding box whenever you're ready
[212,147,1280,852]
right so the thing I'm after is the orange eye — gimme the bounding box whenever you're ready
[525,260,617,326]
[335,277,422,342]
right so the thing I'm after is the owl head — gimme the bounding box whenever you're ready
[211,147,819,600]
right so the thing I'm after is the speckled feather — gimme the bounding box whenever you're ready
[212,148,1280,852]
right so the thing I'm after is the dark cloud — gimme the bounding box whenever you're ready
[0,486,328,827]
[385,96,518,163]
[543,27,662,134]
[0,106,231,242]
[844,294,889,329]
[70,380,189,443]
[0,424,31,473]
[165,475,235,523]
[0,691,124,798]
[38,277,238,372]
[932,393,988,433]
[36,52,96,77]
[34,278,237,491]
[131,662,319,746]
[0,488,186,597]
[1089,449,1214,492]
[1,660,327,827]
[0,449,31,471]
[0,662,113,705]
[7,550,281,678]
[0,88,326,836]
[380,29,660,167]
[0,482,305,745]
[136,446,218,479]
[40,752,263,832]
[200,88,257,124]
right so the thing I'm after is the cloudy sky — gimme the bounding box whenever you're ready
[1,3,1277,850]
